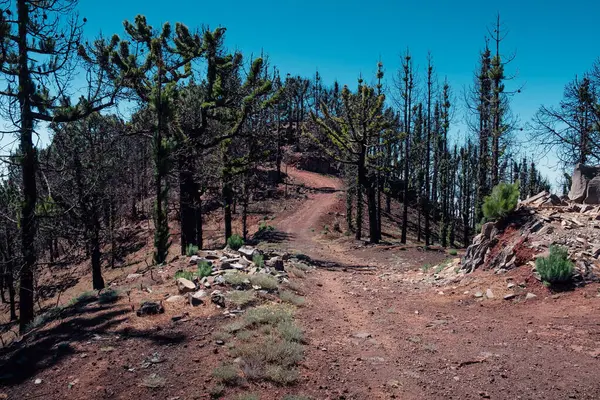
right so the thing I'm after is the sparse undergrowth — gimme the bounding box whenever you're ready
[212,303,305,392]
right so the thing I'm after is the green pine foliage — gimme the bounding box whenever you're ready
[227,234,244,250]
[536,246,574,284]
[482,181,520,222]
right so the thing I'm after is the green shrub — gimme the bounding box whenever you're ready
[258,221,275,232]
[482,181,520,222]
[536,245,574,284]
[228,234,244,250]
[197,261,213,278]
[448,249,458,256]
[174,270,195,281]
[186,243,199,256]
[253,253,265,269]
[69,291,96,306]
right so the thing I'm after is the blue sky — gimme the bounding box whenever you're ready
[3,0,599,185]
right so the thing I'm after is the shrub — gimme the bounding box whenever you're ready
[249,273,278,290]
[482,181,520,222]
[448,249,458,256]
[244,304,293,326]
[536,245,574,284]
[186,243,199,256]
[224,271,249,286]
[197,261,213,278]
[265,364,299,385]
[226,290,256,308]
[69,291,96,306]
[228,234,244,250]
[279,290,305,306]
[258,220,275,232]
[253,253,265,269]
[209,384,225,398]
[174,270,195,281]
[212,364,241,385]
[276,319,304,342]
[98,289,120,304]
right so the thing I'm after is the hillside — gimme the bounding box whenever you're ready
[1,167,600,400]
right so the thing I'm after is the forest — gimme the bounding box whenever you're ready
[1,0,600,337]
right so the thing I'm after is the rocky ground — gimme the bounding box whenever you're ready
[2,169,600,399]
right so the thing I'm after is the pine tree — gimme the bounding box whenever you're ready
[0,0,118,332]
[399,50,414,244]
[311,80,389,243]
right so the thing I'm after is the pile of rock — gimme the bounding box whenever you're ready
[461,186,600,283]
[166,245,309,308]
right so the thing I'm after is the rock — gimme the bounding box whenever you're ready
[592,246,600,259]
[507,282,516,289]
[503,293,516,300]
[211,290,226,308]
[581,204,595,213]
[485,289,495,299]
[189,255,201,264]
[136,301,165,317]
[165,295,185,303]
[352,332,372,339]
[585,176,600,204]
[522,191,550,206]
[238,245,258,258]
[569,164,600,203]
[525,292,537,300]
[34,378,42,385]
[273,258,285,271]
[176,278,197,294]
[474,291,484,298]
[188,290,206,306]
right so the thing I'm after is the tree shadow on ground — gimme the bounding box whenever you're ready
[0,300,187,386]
[306,257,375,271]
[249,229,294,245]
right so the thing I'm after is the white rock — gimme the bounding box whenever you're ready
[486,289,495,299]
[525,292,537,300]
[166,295,185,303]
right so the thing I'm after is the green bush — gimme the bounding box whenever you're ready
[253,253,265,269]
[536,245,574,284]
[228,234,244,250]
[448,249,458,256]
[258,220,275,232]
[482,181,520,222]
[175,270,195,281]
[186,243,199,256]
[197,261,213,278]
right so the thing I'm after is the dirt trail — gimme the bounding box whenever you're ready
[281,167,600,400]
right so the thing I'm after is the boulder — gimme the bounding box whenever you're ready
[188,290,207,306]
[569,164,600,203]
[584,176,600,204]
[136,301,164,317]
[238,246,258,258]
[176,278,197,294]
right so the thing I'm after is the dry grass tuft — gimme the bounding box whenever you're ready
[279,290,305,306]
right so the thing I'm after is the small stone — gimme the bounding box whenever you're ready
[503,293,516,300]
[188,290,206,306]
[126,273,142,280]
[474,291,484,298]
[485,289,494,299]
[34,378,42,385]
[507,283,515,289]
[237,245,258,258]
[525,292,537,300]
[352,332,372,339]
[165,295,185,303]
[215,340,225,346]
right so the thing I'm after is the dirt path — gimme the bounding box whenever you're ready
[281,168,600,400]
